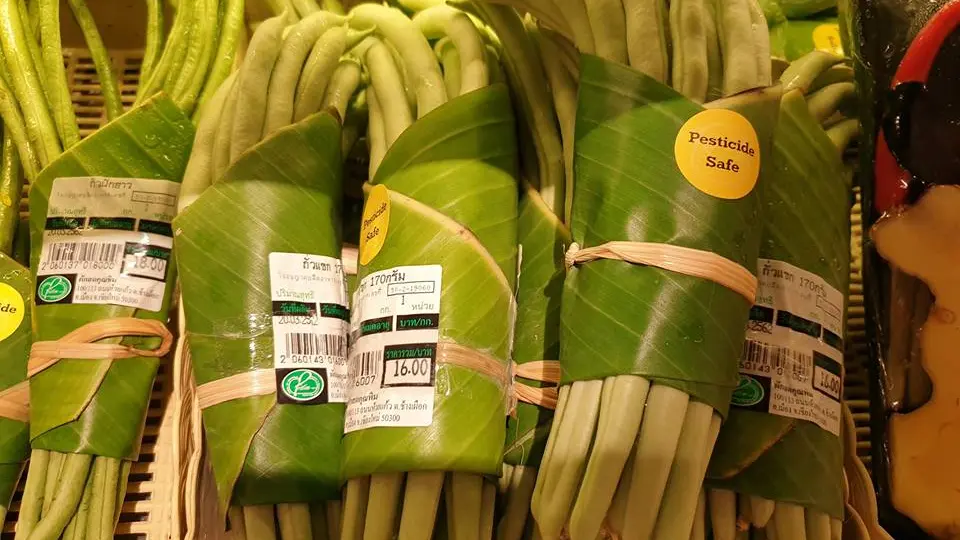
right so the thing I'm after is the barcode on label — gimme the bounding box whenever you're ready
[284,332,346,357]
[45,242,122,264]
[356,350,383,378]
[742,340,812,382]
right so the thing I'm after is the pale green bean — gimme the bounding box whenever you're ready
[292,25,348,122]
[197,0,246,112]
[412,5,488,93]
[264,12,345,134]
[320,58,362,120]
[230,14,286,161]
[349,4,447,116]
[38,0,79,148]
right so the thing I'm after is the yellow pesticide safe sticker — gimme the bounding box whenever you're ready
[0,283,25,342]
[359,184,391,266]
[812,23,844,56]
[674,109,761,200]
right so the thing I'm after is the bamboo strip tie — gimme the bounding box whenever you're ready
[565,241,759,303]
[195,340,562,412]
[0,318,174,423]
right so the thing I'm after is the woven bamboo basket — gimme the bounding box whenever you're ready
[1,47,188,540]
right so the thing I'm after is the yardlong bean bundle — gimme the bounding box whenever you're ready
[176,12,367,540]
[704,50,860,540]
[0,2,238,538]
[470,0,780,537]
[338,4,520,539]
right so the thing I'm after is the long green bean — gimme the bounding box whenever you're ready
[0,128,21,255]
[309,502,330,540]
[277,503,312,540]
[264,12,344,134]
[140,0,164,84]
[292,25,349,122]
[0,0,60,165]
[320,58,362,119]
[40,451,64,516]
[38,0,79,148]
[137,0,191,102]
[651,402,716,538]
[718,0,758,95]
[29,453,93,540]
[174,0,219,113]
[364,38,413,147]
[12,449,48,540]
[397,471,444,540]
[773,502,807,540]
[363,473,403,540]
[179,71,237,212]
[349,4,447,116]
[709,489,737,540]
[671,0,709,101]
[229,13,286,161]
[621,385,690,538]
[196,0,246,113]
[412,5,489,94]
[341,477,370,540]
[67,0,123,120]
[436,38,462,97]
[583,0,627,63]
[568,376,650,539]
[243,505,278,540]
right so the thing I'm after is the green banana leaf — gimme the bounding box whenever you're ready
[0,254,31,507]
[175,112,345,511]
[770,17,845,61]
[342,85,518,479]
[561,55,780,414]
[503,187,569,467]
[27,95,194,458]
[763,0,837,21]
[706,90,849,517]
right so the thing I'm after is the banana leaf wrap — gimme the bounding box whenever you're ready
[343,85,518,479]
[561,55,780,414]
[503,187,568,467]
[0,256,31,508]
[706,90,849,518]
[27,95,193,458]
[174,112,345,510]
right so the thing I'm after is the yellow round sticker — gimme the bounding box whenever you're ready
[812,23,843,56]
[0,283,25,342]
[359,184,391,265]
[674,109,761,200]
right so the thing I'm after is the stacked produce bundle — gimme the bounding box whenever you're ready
[704,50,859,540]
[439,3,572,538]
[0,124,30,528]
[0,0,238,537]
[471,0,781,537]
[176,9,366,539]
[338,3,519,538]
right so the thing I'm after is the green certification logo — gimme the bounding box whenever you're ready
[37,275,72,303]
[281,369,324,402]
[732,375,764,407]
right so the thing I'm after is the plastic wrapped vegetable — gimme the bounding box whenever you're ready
[338,4,519,538]
[176,12,365,539]
[704,51,860,540]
